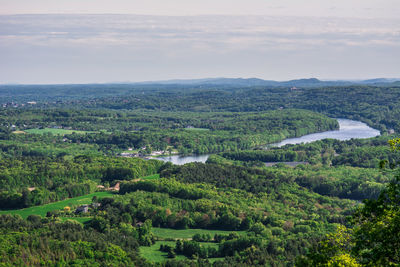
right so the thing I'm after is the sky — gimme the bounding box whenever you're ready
[0,0,399,84]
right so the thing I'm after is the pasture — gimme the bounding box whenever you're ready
[152,227,246,240]
[25,128,91,135]
[0,191,113,219]
[140,240,220,263]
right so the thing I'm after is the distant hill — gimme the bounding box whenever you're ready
[134,77,400,87]
[1,77,399,103]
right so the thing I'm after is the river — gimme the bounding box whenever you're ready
[153,119,380,165]
[269,118,380,147]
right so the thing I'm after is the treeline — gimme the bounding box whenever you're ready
[74,84,400,133]
[219,136,400,168]
[1,108,338,154]
[110,175,354,264]
[299,175,400,266]
[0,214,148,266]
[0,154,164,209]
[160,162,389,201]
[0,181,96,209]
[166,237,263,259]
[3,83,400,134]
[0,155,163,191]
[116,177,353,233]
[160,163,278,194]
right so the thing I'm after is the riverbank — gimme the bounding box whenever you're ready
[152,119,380,165]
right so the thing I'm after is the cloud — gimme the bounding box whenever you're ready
[1,15,398,48]
[0,14,399,83]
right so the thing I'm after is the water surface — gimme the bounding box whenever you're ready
[269,119,380,147]
[153,154,210,165]
[155,119,380,165]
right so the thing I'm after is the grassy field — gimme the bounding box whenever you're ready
[0,191,114,219]
[25,128,92,135]
[140,240,219,263]
[59,217,93,224]
[147,228,243,262]
[141,174,160,180]
[152,227,246,240]
[184,128,210,131]
[140,241,187,262]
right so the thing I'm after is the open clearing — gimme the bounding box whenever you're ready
[141,174,160,180]
[140,240,221,263]
[25,128,92,135]
[152,227,246,240]
[0,191,113,219]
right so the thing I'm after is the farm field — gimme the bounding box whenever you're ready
[24,128,92,135]
[0,191,114,219]
[184,127,210,131]
[140,241,187,262]
[141,174,160,180]
[59,217,93,224]
[152,227,246,240]
[140,240,220,263]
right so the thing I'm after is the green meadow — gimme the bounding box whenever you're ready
[141,174,160,180]
[184,127,210,131]
[0,191,113,219]
[152,227,246,240]
[24,128,92,135]
[140,240,220,263]
[140,241,187,262]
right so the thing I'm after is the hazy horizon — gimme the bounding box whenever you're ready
[0,1,399,84]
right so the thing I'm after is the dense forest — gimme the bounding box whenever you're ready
[3,83,398,132]
[0,108,338,154]
[0,83,399,266]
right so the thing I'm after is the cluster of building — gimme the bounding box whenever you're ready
[120,148,174,158]
[2,101,37,108]
[74,202,101,214]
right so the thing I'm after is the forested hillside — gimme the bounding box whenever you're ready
[0,84,399,266]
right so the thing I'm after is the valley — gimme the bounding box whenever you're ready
[0,82,399,266]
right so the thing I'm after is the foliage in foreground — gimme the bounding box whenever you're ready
[299,141,400,266]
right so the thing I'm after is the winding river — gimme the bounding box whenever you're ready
[154,119,380,165]
[269,118,380,147]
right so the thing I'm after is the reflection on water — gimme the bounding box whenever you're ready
[155,119,380,165]
[269,119,380,147]
[153,154,210,165]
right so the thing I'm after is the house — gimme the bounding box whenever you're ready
[120,152,138,157]
[75,205,89,214]
[150,150,165,156]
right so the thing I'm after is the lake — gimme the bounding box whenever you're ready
[154,119,380,165]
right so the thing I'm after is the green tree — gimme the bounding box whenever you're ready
[299,138,400,266]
